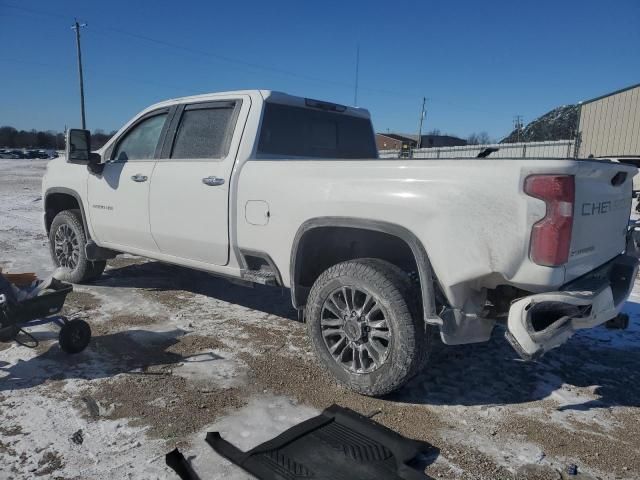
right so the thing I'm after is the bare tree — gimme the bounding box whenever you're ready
[0,125,116,150]
[467,131,492,145]
[476,132,491,144]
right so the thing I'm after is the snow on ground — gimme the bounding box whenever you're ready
[0,159,51,277]
[1,158,640,479]
[0,159,314,479]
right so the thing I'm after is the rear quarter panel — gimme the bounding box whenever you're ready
[235,158,582,309]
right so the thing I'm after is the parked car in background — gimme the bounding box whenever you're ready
[0,149,23,159]
[0,149,58,159]
[42,90,639,396]
[0,150,16,159]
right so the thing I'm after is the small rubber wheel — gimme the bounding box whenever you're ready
[0,325,20,342]
[59,319,91,354]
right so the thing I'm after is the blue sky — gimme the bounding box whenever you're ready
[1,0,638,140]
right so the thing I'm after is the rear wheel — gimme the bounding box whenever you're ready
[306,259,429,396]
[49,210,106,283]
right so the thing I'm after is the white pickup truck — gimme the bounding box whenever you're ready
[42,90,638,396]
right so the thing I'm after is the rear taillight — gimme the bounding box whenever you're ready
[524,175,575,266]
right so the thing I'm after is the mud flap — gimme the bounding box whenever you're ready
[206,404,434,480]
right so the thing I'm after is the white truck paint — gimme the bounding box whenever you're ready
[42,90,639,395]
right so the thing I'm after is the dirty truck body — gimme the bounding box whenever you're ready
[42,90,638,396]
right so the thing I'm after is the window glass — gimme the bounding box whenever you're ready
[114,113,167,161]
[171,105,235,159]
[311,120,337,150]
[257,103,377,159]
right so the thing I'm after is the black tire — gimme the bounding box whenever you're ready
[0,325,19,342]
[306,259,429,396]
[59,319,91,354]
[49,210,106,283]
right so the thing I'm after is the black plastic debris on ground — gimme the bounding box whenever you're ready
[166,448,201,480]
[70,429,83,445]
[205,404,434,480]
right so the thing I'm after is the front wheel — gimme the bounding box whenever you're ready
[306,259,428,396]
[49,210,106,283]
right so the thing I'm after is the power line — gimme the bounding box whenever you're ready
[0,1,508,117]
[0,3,430,103]
[0,57,188,91]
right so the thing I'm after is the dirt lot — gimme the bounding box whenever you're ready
[1,158,639,479]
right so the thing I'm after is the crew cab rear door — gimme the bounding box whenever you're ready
[149,96,248,265]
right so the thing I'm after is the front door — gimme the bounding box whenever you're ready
[87,109,170,253]
[149,98,246,265]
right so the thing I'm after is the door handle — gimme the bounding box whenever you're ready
[202,176,225,186]
[131,174,148,182]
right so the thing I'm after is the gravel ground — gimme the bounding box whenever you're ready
[1,158,639,479]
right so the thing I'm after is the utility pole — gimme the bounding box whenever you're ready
[513,115,523,143]
[71,19,88,129]
[354,44,360,106]
[416,97,426,149]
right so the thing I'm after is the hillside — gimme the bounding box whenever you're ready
[501,104,578,143]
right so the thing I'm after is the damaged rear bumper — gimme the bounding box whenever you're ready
[506,233,639,360]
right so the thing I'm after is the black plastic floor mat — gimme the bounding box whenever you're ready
[206,404,433,480]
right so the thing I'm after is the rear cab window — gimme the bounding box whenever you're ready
[170,101,239,160]
[257,100,377,159]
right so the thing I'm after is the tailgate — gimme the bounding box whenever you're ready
[566,161,636,280]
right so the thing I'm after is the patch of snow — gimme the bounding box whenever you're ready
[82,285,171,322]
[441,426,547,472]
[173,352,248,388]
[0,383,170,479]
[186,395,318,479]
[0,159,52,277]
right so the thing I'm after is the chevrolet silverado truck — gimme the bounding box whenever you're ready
[42,90,639,396]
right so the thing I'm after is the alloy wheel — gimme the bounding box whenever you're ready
[53,224,80,269]
[320,286,392,374]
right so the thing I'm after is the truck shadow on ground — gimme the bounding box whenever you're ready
[96,259,298,320]
[0,328,225,392]
[82,260,640,412]
[393,310,640,411]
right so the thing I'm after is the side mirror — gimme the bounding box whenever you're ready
[66,129,91,163]
[66,129,103,173]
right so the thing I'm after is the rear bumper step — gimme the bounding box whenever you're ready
[506,251,638,360]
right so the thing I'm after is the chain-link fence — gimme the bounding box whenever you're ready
[379,140,575,160]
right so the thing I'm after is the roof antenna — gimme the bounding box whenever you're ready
[354,44,359,106]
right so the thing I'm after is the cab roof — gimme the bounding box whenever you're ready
[143,90,371,119]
